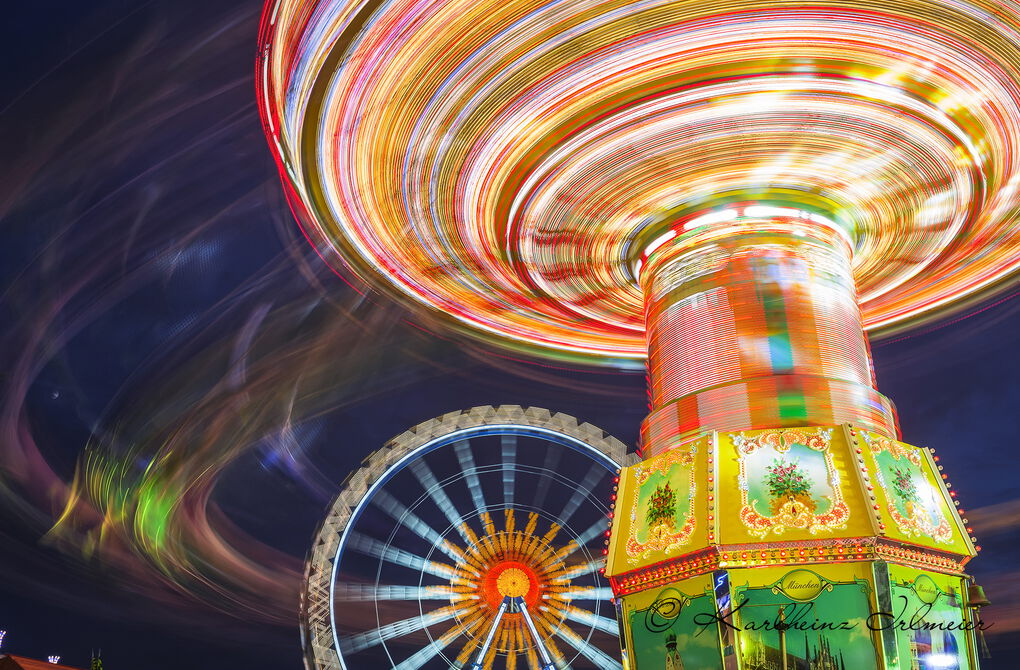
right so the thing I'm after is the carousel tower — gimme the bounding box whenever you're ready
[258,1,1019,668]
[607,205,980,670]
[639,213,895,454]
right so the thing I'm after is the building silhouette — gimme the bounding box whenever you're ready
[665,631,685,670]
[740,629,849,670]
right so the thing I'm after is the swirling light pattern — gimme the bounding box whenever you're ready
[259,0,1020,365]
[640,220,901,449]
[2,0,539,636]
[0,0,644,635]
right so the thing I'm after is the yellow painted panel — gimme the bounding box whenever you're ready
[607,436,710,575]
[717,426,875,544]
[858,431,973,556]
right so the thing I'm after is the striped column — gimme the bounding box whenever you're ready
[639,213,897,457]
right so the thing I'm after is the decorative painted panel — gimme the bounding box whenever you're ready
[859,432,971,555]
[607,437,707,575]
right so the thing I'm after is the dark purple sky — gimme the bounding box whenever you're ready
[1,2,1017,669]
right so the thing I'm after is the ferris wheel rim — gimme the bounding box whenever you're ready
[302,405,635,670]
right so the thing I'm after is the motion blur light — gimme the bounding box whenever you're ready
[258,0,1004,667]
[920,653,961,669]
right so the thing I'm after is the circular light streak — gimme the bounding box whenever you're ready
[259,0,1020,364]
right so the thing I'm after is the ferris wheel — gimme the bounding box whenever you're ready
[301,406,636,670]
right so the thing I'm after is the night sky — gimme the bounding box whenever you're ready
[1,2,1018,669]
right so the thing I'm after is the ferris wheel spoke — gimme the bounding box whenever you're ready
[347,531,460,580]
[391,620,464,670]
[558,586,614,602]
[529,616,570,669]
[562,605,620,635]
[409,459,472,543]
[574,518,610,547]
[544,518,610,571]
[558,464,606,525]
[459,606,497,660]
[452,626,483,667]
[501,434,517,508]
[372,489,466,563]
[552,558,605,581]
[553,624,623,670]
[334,583,456,601]
[531,448,562,513]
[391,643,442,670]
[454,440,486,511]
[339,606,459,655]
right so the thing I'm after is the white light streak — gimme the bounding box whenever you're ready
[341,608,458,654]
[554,624,622,670]
[684,208,738,230]
[334,584,456,601]
[409,459,472,543]
[347,531,459,580]
[501,434,517,507]
[557,559,605,580]
[643,229,677,257]
[559,586,614,601]
[558,464,604,524]
[392,623,462,670]
[372,489,465,562]
[454,440,486,511]
[564,606,620,634]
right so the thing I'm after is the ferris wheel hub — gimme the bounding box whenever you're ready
[477,553,544,612]
[495,566,533,599]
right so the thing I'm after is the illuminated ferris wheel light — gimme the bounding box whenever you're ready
[299,407,633,670]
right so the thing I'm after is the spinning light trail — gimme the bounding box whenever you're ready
[259,1,1019,669]
[259,0,1020,366]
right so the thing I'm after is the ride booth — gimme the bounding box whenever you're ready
[606,425,982,670]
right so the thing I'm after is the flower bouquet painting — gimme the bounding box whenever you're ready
[868,436,954,545]
[734,429,849,538]
[891,466,921,517]
[647,482,678,531]
[625,445,698,562]
[765,457,817,516]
